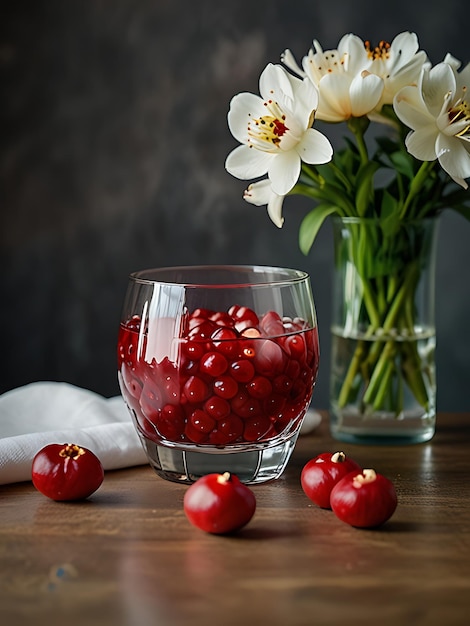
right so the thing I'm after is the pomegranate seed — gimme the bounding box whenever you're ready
[204,395,231,420]
[182,340,205,360]
[260,311,285,336]
[189,409,216,433]
[228,305,259,328]
[209,311,233,326]
[230,359,255,383]
[235,319,258,334]
[140,378,163,412]
[209,415,244,444]
[231,391,261,419]
[184,422,209,444]
[263,394,287,417]
[252,339,285,376]
[188,320,217,339]
[213,375,239,399]
[272,374,293,394]
[243,416,272,441]
[156,404,185,440]
[199,351,228,377]
[284,359,301,380]
[247,375,273,399]
[284,334,307,361]
[184,376,210,403]
[211,327,240,358]
[121,363,143,399]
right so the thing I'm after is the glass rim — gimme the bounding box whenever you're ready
[128,264,310,289]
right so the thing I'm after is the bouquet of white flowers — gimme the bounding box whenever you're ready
[225,32,470,439]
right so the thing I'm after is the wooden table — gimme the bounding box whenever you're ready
[1,413,470,626]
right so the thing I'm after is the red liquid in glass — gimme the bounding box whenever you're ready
[118,307,319,447]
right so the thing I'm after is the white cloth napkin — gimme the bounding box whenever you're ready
[0,382,322,486]
[0,382,147,485]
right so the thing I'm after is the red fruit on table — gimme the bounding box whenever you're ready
[301,451,362,509]
[183,472,256,534]
[330,468,398,528]
[31,443,104,501]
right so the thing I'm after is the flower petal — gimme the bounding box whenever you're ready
[437,134,470,185]
[422,63,455,117]
[296,128,333,164]
[316,73,354,121]
[227,92,266,144]
[350,71,383,117]
[243,179,272,206]
[339,33,369,74]
[405,127,438,161]
[292,78,318,128]
[267,193,285,228]
[394,85,433,130]
[268,150,301,195]
[259,63,296,106]
[225,144,273,180]
[243,180,286,228]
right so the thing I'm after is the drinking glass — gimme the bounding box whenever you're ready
[117,265,319,484]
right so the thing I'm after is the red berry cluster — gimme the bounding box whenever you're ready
[118,305,319,447]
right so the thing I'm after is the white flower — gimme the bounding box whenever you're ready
[243,179,286,228]
[225,63,333,196]
[282,32,427,122]
[364,32,428,108]
[394,59,470,188]
[284,34,383,122]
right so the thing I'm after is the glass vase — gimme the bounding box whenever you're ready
[329,215,439,444]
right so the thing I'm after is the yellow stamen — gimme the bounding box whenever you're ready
[247,99,289,150]
[364,40,391,60]
[449,87,470,137]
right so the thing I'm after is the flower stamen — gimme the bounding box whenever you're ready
[247,100,289,150]
[448,87,470,138]
[364,40,391,60]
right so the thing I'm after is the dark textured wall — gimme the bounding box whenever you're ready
[2,0,469,410]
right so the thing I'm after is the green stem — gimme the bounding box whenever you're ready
[347,117,370,166]
[399,161,434,220]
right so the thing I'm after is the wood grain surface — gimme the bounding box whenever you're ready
[1,413,470,626]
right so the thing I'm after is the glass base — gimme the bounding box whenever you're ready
[330,406,435,445]
[138,433,300,484]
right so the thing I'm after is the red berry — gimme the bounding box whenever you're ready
[247,375,273,399]
[211,327,240,358]
[204,395,231,420]
[230,359,255,383]
[182,340,205,360]
[156,404,185,440]
[209,415,244,444]
[213,375,239,399]
[243,416,272,441]
[330,469,398,528]
[189,409,216,434]
[183,472,256,534]
[231,390,261,419]
[259,310,285,336]
[199,351,228,377]
[228,305,259,328]
[32,443,104,501]
[184,376,210,403]
[301,451,362,509]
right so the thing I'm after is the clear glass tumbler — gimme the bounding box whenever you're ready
[117,265,319,484]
